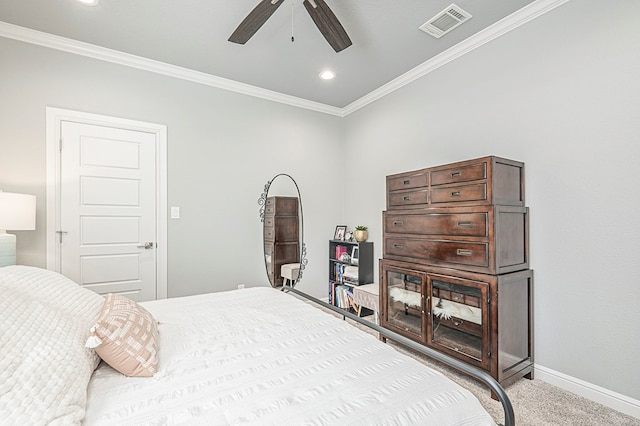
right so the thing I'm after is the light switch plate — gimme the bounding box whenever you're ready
[170,206,180,219]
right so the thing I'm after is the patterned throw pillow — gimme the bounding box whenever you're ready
[87,294,159,377]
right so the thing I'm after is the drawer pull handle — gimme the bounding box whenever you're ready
[451,171,461,177]
[457,221,473,228]
[392,221,404,226]
[451,191,461,197]
[403,196,410,201]
[393,244,404,249]
[456,249,473,256]
[403,180,410,185]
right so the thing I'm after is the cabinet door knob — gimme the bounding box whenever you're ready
[392,221,404,226]
[393,244,404,249]
[457,221,473,228]
[450,171,462,178]
[403,196,410,201]
[403,180,411,185]
[451,191,461,197]
[456,249,473,256]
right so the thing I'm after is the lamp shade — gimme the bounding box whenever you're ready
[0,192,36,231]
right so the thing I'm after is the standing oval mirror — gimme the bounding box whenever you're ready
[259,174,306,288]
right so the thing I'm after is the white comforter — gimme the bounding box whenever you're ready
[84,287,495,425]
[0,266,104,426]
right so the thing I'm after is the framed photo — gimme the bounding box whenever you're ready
[351,246,359,265]
[334,225,347,241]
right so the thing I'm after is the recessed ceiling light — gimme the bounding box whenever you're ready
[76,0,99,5]
[319,70,336,80]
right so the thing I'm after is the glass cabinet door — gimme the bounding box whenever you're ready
[382,265,426,343]
[428,275,489,370]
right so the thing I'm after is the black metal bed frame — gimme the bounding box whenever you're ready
[285,286,515,426]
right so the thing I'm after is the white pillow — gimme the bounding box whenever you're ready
[0,266,104,425]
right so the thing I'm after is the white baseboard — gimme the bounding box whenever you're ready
[535,364,640,419]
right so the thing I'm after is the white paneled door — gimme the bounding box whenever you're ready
[59,121,157,301]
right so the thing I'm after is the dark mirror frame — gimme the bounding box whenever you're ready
[258,173,307,288]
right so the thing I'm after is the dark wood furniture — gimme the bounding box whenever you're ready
[264,196,299,287]
[380,156,533,388]
[386,156,525,209]
[383,205,528,275]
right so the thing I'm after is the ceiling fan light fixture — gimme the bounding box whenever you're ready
[76,0,99,5]
[319,70,336,80]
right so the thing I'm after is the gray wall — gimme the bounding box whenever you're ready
[343,0,640,401]
[0,35,344,300]
[1,0,638,406]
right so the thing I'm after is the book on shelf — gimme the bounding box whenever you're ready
[334,263,346,284]
[334,284,358,311]
[335,245,348,260]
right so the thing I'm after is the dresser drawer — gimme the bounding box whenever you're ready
[385,156,525,208]
[383,205,528,274]
[430,161,487,186]
[384,211,487,237]
[263,216,298,242]
[388,172,429,192]
[385,237,488,268]
[265,196,298,216]
[264,216,275,229]
[264,224,275,241]
[430,183,487,204]
[388,189,428,208]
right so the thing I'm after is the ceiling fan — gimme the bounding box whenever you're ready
[228,0,352,53]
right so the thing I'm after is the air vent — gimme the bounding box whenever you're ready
[419,4,472,39]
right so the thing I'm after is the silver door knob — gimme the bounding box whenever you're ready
[137,242,155,249]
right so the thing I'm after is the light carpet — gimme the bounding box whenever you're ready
[387,340,639,426]
[310,298,639,426]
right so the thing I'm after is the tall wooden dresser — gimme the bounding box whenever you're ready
[264,196,299,287]
[380,156,533,388]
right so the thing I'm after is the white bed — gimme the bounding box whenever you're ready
[1,266,498,425]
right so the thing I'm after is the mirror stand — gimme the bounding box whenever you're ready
[258,174,307,288]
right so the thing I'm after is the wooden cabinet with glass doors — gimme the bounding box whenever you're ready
[380,258,533,386]
[380,156,533,388]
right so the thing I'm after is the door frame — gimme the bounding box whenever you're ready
[45,107,168,299]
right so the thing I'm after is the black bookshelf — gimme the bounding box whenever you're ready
[328,240,373,312]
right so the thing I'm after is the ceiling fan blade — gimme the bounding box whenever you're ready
[303,0,352,53]
[228,0,285,45]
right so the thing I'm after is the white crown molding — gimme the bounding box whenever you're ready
[0,0,570,118]
[0,21,344,117]
[535,364,640,419]
[342,0,572,116]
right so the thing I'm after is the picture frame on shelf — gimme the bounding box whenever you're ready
[334,225,347,241]
[351,246,359,265]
